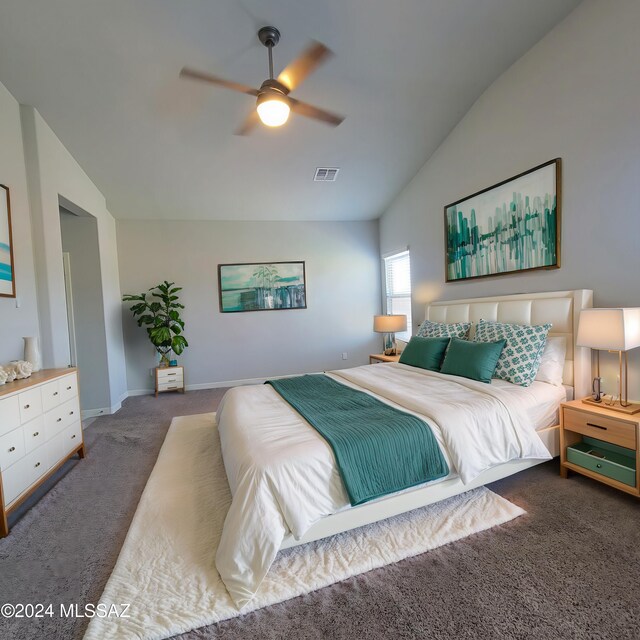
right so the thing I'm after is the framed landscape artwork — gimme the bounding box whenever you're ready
[0,184,16,298]
[444,159,560,282]
[218,261,307,313]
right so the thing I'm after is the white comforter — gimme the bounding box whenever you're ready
[216,363,551,608]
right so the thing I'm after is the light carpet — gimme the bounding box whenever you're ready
[84,412,525,640]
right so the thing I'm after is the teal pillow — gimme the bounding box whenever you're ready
[440,338,506,383]
[399,337,450,371]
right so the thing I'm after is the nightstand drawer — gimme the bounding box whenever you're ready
[157,368,183,383]
[563,407,636,450]
[157,381,183,392]
[567,439,636,487]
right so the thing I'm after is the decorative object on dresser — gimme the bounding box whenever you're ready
[218,261,307,312]
[0,360,33,382]
[0,368,84,537]
[23,336,42,372]
[560,400,638,497]
[0,184,16,298]
[122,281,189,368]
[369,353,401,364]
[155,365,185,397]
[576,308,640,414]
[444,158,560,282]
[373,314,407,355]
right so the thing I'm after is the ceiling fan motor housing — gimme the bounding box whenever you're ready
[258,26,281,48]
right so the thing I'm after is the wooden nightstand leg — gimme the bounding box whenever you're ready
[560,465,568,479]
[77,443,86,459]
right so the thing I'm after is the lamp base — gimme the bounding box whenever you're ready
[581,397,640,415]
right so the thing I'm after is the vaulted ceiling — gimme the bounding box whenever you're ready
[0,0,581,221]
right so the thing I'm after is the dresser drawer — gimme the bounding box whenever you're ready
[44,397,79,438]
[18,388,42,425]
[58,374,78,403]
[1,445,49,507]
[0,427,26,471]
[0,395,21,437]
[41,379,62,412]
[1,456,28,506]
[59,421,83,459]
[563,407,637,450]
[23,414,46,454]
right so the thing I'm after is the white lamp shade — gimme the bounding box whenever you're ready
[373,314,407,333]
[576,308,640,351]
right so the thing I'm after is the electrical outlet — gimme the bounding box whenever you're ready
[342,352,348,360]
[150,368,155,377]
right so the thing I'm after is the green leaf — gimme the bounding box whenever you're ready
[171,324,182,334]
[171,335,188,355]
[149,302,161,313]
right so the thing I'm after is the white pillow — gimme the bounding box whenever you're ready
[535,336,566,387]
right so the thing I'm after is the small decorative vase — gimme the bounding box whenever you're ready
[23,336,41,372]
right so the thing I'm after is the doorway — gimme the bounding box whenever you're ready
[59,204,111,413]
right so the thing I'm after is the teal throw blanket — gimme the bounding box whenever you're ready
[266,374,449,505]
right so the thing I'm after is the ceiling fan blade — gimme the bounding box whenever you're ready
[235,110,260,135]
[180,67,259,97]
[289,98,344,127]
[277,41,332,92]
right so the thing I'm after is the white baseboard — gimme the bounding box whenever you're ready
[125,372,318,401]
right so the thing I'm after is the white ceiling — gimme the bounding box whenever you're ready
[0,0,581,221]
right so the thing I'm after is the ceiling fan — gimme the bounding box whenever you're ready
[180,26,344,135]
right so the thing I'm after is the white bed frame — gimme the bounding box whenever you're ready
[281,289,593,550]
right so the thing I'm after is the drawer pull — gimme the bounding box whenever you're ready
[71,434,77,439]
[8,446,16,453]
[35,461,41,468]
[24,404,30,409]
[33,431,40,437]
[70,411,74,416]
[67,386,72,391]
[586,422,607,430]
[167,386,177,390]
[166,372,177,376]
[57,418,62,423]
[53,391,59,396]
[596,463,602,469]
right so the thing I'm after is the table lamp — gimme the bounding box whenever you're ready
[576,308,640,414]
[373,315,407,356]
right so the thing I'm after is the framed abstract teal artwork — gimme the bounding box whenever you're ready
[218,261,307,312]
[0,184,16,298]
[444,159,560,282]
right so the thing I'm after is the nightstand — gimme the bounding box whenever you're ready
[155,366,185,397]
[369,353,401,364]
[560,399,639,497]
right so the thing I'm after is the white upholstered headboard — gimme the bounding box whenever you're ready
[425,290,593,398]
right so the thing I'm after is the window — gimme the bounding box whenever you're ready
[383,250,412,342]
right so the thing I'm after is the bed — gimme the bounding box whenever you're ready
[215,289,593,608]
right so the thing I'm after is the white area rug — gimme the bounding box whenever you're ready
[84,413,525,640]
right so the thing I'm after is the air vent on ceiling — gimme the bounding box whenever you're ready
[314,167,340,182]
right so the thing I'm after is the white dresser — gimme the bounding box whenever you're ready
[0,368,84,537]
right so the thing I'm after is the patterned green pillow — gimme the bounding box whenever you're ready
[474,319,551,387]
[416,319,471,339]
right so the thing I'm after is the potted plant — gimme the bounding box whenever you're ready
[123,281,188,367]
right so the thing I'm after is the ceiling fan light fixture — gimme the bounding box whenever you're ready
[256,91,290,127]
